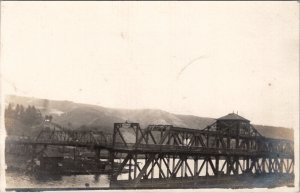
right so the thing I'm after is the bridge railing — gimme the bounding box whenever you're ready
[7,135,293,158]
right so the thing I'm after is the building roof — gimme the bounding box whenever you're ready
[217,113,250,122]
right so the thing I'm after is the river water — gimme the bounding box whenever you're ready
[6,158,288,189]
[6,158,217,189]
[6,171,110,189]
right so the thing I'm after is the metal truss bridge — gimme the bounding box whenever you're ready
[6,113,294,188]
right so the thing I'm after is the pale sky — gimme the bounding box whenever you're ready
[1,2,299,128]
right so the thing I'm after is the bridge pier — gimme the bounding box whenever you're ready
[95,148,103,169]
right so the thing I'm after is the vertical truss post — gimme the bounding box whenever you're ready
[269,158,272,173]
[167,155,170,178]
[215,156,219,176]
[262,157,266,173]
[194,156,198,178]
[129,155,132,180]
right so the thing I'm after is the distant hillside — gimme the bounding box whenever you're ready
[5,95,294,140]
[253,125,294,141]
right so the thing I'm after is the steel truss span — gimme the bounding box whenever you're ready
[6,113,294,189]
[110,114,294,188]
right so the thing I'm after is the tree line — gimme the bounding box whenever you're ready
[5,103,44,126]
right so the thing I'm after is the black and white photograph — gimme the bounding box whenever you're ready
[0,1,299,191]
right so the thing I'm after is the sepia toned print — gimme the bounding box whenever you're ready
[1,1,299,192]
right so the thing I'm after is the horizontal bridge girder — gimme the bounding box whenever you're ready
[110,153,294,183]
[6,121,294,158]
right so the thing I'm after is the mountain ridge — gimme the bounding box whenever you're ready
[5,95,294,140]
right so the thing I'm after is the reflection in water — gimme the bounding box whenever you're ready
[7,159,213,189]
[35,173,63,182]
[94,174,100,183]
[6,159,218,189]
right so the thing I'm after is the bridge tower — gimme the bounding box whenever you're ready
[217,113,251,134]
[215,113,261,149]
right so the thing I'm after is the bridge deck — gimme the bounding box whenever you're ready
[6,138,293,159]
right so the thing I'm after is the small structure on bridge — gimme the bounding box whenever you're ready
[206,113,261,137]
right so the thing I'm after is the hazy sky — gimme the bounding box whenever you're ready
[1,2,299,128]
